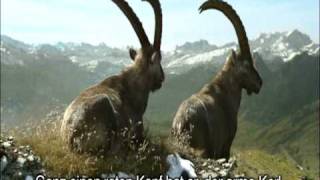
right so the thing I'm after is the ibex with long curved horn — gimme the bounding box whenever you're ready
[61,0,163,154]
[172,0,262,159]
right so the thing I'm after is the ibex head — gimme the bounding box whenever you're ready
[227,50,262,95]
[112,0,164,91]
[200,0,262,95]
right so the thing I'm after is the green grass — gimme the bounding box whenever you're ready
[233,149,306,179]
[234,102,319,179]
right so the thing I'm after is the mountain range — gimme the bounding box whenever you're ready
[1,30,319,177]
[1,29,319,75]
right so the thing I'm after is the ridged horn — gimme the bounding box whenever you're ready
[112,0,151,47]
[143,0,163,51]
[199,0,252,61]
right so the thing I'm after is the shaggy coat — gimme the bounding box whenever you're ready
[61,0,163,154]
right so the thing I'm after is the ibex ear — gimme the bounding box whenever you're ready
[129,48,137,61]
[230,49,237,64]
[151,51,161,64]
[252,52,260,61]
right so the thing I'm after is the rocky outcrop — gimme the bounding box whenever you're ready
[1,135,246,179]
[195,156,241,178]
[166,153,243,178]
[0,136,45,180]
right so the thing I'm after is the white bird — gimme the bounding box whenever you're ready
[166,153,197,179]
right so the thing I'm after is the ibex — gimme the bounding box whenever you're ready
[61,0,163,154]
[172,0,262,159]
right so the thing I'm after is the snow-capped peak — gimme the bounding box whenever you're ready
[1,30,318,74]
[252,29,318,61]
[164,30,318,74]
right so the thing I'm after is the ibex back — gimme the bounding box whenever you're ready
[61,0,163,154]
[172,0,262,159]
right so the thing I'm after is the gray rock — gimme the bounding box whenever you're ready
[101,174,109,178]
[25,175,33,180]
[202,161,208,166]
[199,169,206,175]
[213,167,220,172]
[234,173,245,177]
[1,136,45,179]
[216,158,226,164]
[17,156,26,167]
[27,155,34,162]
[201,171,218,178]
[8,136,14,141]
[1,155,8,172]
[1,142,11,148]
[222,162,232,168]
[117,172,133,178]
[218,169,228,177]
[228,156,236,163]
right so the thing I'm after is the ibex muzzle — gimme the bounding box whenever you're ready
[61,0,163,154]
[172,0,262,159]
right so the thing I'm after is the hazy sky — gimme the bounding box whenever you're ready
[1,0,319,51]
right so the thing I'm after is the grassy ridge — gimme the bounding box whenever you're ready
[233,149,306,179]
[2,116,308,179]
[234,101,319,178]
[8,119,169,177]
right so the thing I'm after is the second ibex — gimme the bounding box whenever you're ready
[172,0,263,159]
[61,0,163,154]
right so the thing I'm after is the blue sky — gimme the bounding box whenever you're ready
[1,0,319,50]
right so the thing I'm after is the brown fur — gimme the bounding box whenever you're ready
[171,0,262,159]
[60,0,163,154]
